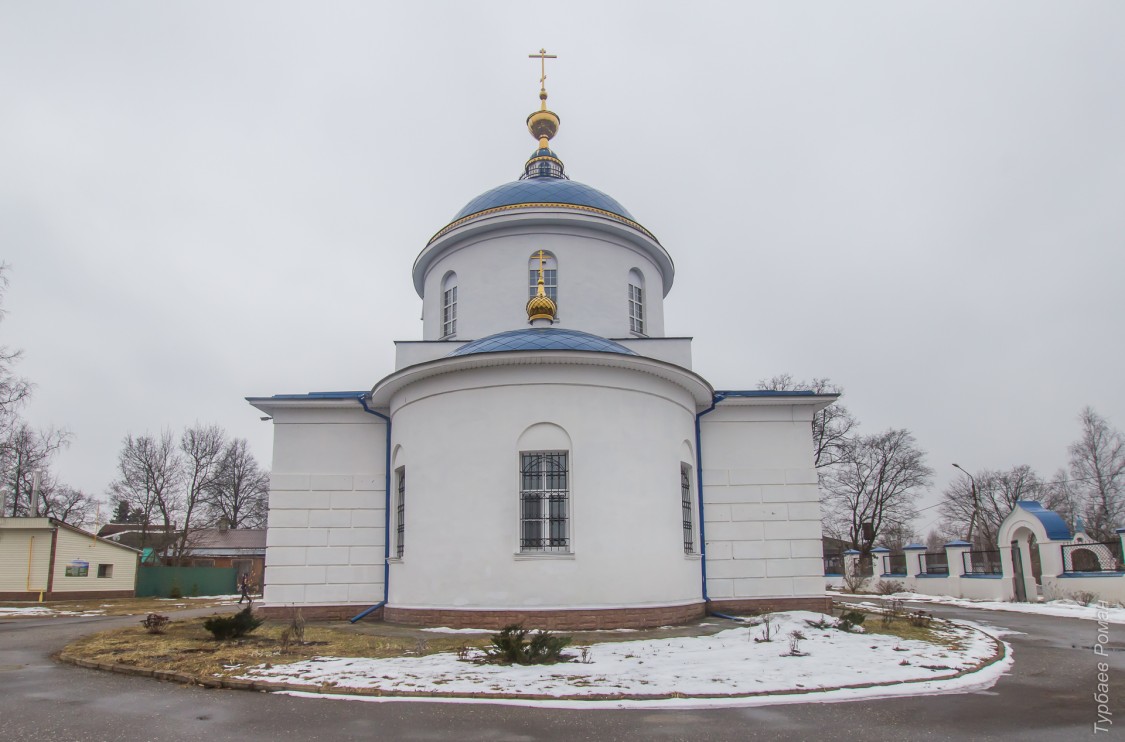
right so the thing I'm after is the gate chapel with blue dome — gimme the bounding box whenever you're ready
[249,53,835,627]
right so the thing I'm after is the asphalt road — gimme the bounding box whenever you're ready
[0,602,1120,741]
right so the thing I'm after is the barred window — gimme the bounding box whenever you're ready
[441,271,457,338]
[520,451,569,552]
[442,286,457,337]
[395,466,405,558]
[681,463,695,554]
[628,269,645,335]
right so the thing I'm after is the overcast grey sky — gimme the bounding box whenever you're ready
[2,2,1122,534]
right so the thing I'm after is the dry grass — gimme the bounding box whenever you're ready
[64,616,494,679]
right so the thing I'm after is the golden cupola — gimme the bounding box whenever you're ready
[526,249,557,324]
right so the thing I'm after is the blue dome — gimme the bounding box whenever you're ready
[452,179,635,222]
[447,328,638,357]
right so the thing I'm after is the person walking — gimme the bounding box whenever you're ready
[238,574,252,604]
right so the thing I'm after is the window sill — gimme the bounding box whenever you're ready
[629,330,648,338]
[684,552,702,560]
[514,552,575,561]
[388,557,403,564]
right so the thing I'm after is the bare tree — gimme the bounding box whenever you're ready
[1068,407,1125,541]
[167,425,226,564]
[41,485,99,528]
[0,265,32,438]
[206,437,269,529]
[759,374,857,468]
[878,520,918,552]
[822,429,933,556]
[108,430,182,552]
[0,422,71,517]
[939,465,1046,549]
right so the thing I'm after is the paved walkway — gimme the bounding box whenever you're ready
[0,601,1120,740]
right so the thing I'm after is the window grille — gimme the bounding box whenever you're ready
[442,286,457,337]
[681,463,694,553]
[395,467,405,558]
[520,452,569,552]
[628,283,644,334]
[528,268,558,304]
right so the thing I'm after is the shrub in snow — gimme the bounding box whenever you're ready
[753,613,779,643]
[784,630,808,657]
[835,610,867,632]
[485,624,572,665]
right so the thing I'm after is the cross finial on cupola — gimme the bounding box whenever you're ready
[526,249,557,325]
[523,49,566,181]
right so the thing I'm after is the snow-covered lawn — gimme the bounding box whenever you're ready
[0,606,104,617]
[236,611,1008,708]
[835,592,1125,624]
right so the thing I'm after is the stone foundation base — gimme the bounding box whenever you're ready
[708,596,833,615]
[383,603,707,630]
[0,590,135,601]
[251,596,832,628]
[254,604,384,621]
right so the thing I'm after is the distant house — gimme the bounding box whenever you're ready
[179,527,265,586]
[0,517,139,600]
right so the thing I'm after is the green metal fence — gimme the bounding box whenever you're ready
[135,566,237,598]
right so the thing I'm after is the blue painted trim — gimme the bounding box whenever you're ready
[871,547,891,553]
[695,393,724,604]
[963,574,1003,579]
[351,394,392,623]
[1116,528,1125,534]
[713,389,821,398]
[1058,572,1125,578]
[824,572,843,577]
[881,572,908,577]
[903,544,927,551]
[843,549,861,555]
[944,540,972,547]
[246,390,368,401]
[1015,501,1072,541]
[915,573,950,579]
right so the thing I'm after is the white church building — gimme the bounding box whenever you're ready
[249,59,835,628]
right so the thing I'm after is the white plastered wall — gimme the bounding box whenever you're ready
[700,401,825,602]
[263,405,387,607]
[387,362,701,610]
[420,221,667,341]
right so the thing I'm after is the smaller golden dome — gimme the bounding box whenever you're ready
[527,109,560,142]
[526,290,557,322]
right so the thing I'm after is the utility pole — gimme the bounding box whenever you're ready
[952,463,979,546]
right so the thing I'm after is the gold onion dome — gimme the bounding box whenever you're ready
[526,277,557,322]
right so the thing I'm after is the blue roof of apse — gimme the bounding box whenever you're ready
[447,328,638,357]
[1015,501,1072,541]
[452,179,635,221]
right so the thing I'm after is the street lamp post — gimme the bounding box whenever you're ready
[952,463,979,547]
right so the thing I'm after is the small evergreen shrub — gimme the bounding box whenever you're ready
[203,606,263,640]
[835,610,867,632]
[168,582,183,599]
[485,624,572,665]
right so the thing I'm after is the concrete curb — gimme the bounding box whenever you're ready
[56,621,1008,703]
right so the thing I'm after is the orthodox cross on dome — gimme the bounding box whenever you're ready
[529,48,557,99]
[526,49,561,149]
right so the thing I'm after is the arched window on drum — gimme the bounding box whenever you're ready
[528,251,558,311]
[441,271,458,338]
